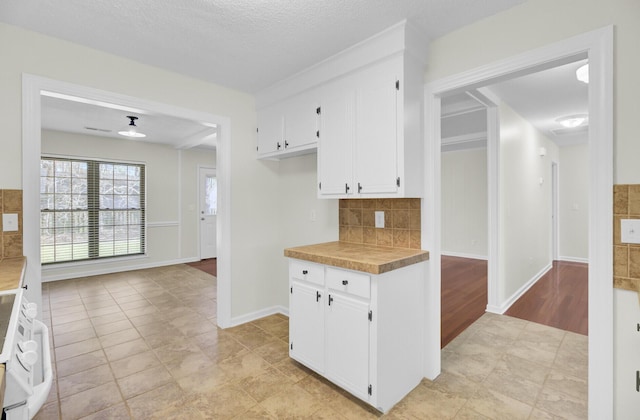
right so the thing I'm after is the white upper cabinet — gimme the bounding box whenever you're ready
[255,20,425,187]
[256,91,319,159]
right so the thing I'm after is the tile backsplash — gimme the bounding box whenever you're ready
[613,185,640,298]
[0,189,23,259]
[339,198,421,249]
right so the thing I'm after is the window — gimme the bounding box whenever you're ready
[40,157,145,264]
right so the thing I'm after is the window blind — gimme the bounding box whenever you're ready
[40,157,145,264]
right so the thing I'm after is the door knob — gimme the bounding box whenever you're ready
[201,218,205,221]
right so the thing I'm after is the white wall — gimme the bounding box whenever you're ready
[558,143,589,262]
[0,22,310,326]
[441,148,488,259]
[40,129,216,280]
[498,100,559,305]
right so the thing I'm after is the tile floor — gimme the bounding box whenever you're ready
[36,264,587,419]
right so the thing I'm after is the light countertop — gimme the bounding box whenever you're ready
[0,257,26,292]
[284,241,429,275]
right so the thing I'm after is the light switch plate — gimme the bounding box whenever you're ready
[621,219,640,244]
[375,211,385,228]
[2,213,19,232]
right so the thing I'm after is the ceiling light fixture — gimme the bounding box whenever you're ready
[557,115,588,128]
[576,64,589,84]
[118,116,146,138]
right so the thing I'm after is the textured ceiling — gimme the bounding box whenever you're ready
[0,0,525,93]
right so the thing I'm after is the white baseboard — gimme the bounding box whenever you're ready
[441,251,488,261]
[487,262,553,315]
[42,257,200,282]
[558,256,589,264]
[227,305,289,328]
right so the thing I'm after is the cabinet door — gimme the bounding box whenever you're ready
[354,67,399,194]
[290,280,325,373]
[317,88,355,197]
[284,96,319,150]
[257,104,284,155]
[325,292,370,400]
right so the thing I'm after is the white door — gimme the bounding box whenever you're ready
[289,280,325,373]
[199,167,217,259]
[325,292,370,401]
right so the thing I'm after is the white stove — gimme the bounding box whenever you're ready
[1,288,52,420]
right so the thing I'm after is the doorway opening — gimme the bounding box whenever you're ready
[423,27,613,416]
[22,75,233,327]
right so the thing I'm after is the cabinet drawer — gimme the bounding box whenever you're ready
[326,268,370,299]
[290,260,324,286]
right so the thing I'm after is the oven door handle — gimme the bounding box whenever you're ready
[26,319,53,418]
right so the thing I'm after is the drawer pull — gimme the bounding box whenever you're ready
[302,270,308,275]
[316,291,321,302]
[342,280,349,285]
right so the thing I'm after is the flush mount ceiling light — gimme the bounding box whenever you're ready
[576,64,589,84]
[118,116,146,138]
[557,114,588,128]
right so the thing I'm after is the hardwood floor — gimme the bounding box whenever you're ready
[505,260,588,336]
[441,256,487,348]
[186,258,217,276]
[441,256,588,348]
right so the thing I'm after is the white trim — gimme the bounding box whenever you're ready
[441,252,488,261]
[558,256,589,264]
[22,74,233,329]
[41,257,201,282]
[486,263,552,314]
[147,221,180,228]
[177,149,183,258]
[229,305,289,327]
[424,26,614,417]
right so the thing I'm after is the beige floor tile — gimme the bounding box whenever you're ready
[33,402,61,420]
[77,402,131,419]
[87,305,123,319]
[104,337,150,362]
[60,381,123,420]
[110,350,161,379]
[135,320,182,339]
[535,387,588,420]
[54,327,97,347]
[184,384,258,419]
[90,311,128,326]
[543,370,588,401]
[252,338,289,364]
[481,366,542,405]
[123,305,159,318]
[83,299,118,311]
[164,350,215,379]
[117,365,174,399]
[272,357,313,383]
[453,407,492,419]
[233,404,279,419]
[51,304,87,318]
[494,354,550,386]
[528,408,565,419]
[93,319,133,337]
[236,366,295,403]
[176,364,233,394]
[126,382,186,419]
[200,335,251,363]
[52,311,90,326]
[56,349,108,378]
[218,351,271,382]
[442,351,500,383]
[98,328,141,348]
[55,338,102,362]
[464,387,533,420]
[389,384,466,420]
[260,383,324,419]
[58,364,114,398]
[112,293,146,304]
[52,318,94,335]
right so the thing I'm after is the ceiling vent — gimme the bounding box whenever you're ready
[84,126,112,133]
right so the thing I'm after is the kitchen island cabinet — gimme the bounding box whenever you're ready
[286,244,428,413]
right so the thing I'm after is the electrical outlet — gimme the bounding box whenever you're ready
[2,213,18,232]
[375,211,384,228]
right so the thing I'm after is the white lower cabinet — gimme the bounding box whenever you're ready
[288,259,425,413]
